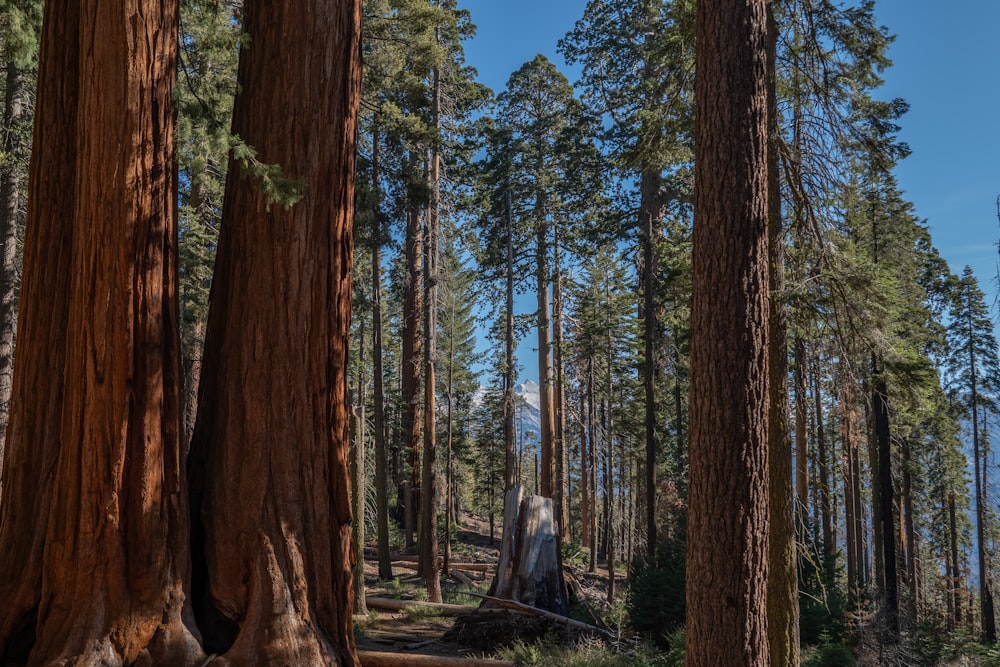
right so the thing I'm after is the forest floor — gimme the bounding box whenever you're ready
[355,511,623,665]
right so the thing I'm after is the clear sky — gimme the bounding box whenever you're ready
[460,0,1000,380]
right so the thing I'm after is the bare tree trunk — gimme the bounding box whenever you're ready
[793,337,808,515]
[949,491,962,629]
[536,207,556,500]
[639,169,661,560]
[814,366,833,562]
[872,369,899,640]
[371,119,393,582]
[419,62,442,604]
[187,0,362,663]
[1,2,204,662]
[552,226,569,538]
[765,8,798,659]
[402,151,424,553]
[579,365,591,551]
[503,191,517,491]
[353,320,369,615]
[686,0,771,660]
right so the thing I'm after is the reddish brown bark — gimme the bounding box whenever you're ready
[0,2,203,664]
[685,0,771,662]
[0,2,78,659]
[187,1,362,664]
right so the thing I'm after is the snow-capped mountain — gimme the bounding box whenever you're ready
[471,381,542,442]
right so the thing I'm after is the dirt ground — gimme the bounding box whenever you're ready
[355,511,619,663]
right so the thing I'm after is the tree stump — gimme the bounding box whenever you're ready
[489,485,569,615]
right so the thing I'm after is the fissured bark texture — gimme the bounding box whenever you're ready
[0,1,203,665]
[685,0,772,664]
[187,1,363,665]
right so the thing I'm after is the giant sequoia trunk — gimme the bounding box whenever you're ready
[187,1,362,664]
[0,2,203,664]
[685,0,771,662]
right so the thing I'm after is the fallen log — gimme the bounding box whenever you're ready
[358,650,514,667]
[391,559,493,573]
[449,568,481,588]
[464,592,616,642]
[365,596,477,617]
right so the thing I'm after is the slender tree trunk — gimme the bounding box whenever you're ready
[814,366,833,563]
[353,321,369,615]
[970,345,996,642]
[536,204,556,500]
[872,368,899,640]
[503,191,517,491]
[579,365,591,551]
[187,1,362,663]
[419,61,442,604]
[640,169,661,560]
[401,152,424,553]
[902,438,917,619]
[842,385,858,599]
[0,2,205,662]
[371,119,393,582]
[604,331,615,601]
[444,301,456,576]
[949,491,962,629]
[553,226,569,538]
[0,61,24,461]
[587,360,598,574]
[765,8,799,660]
[794,337,809,516]
[686,0,771,661]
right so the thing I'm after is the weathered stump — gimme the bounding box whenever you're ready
[490,486,569,615]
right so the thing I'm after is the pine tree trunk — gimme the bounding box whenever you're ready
[793,337,809,515]
[371,120,393,582]
[970,348,996,641]
[814,367,834,563]
[686,0,771,661]
[503,191,517,491]
[765,8,799,659]
[536,208,556,499]
[873,370,899,640]
[0,60,24,462]
[552,228,569,538]
[639,169,661,560]
[949,491,962,629]
[353,323,369,615]
[187,1,362,663]
[419,63,442,604]
[402,151,424,553]
[1,2,204,663]
[579,366,591,550]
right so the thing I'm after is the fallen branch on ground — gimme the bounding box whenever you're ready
[464,592,616,642]
[358,650,514,667]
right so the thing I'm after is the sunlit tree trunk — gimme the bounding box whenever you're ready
[685,0,771,661]
[0,2,204,663]
[187,0,362,663]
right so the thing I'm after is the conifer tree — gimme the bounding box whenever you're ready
[946,266,1000,642]
[0,0,40,459]
[685,0,771,662]
[186,0,363,661]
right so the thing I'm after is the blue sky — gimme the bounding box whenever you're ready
[460,0,1000,380]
